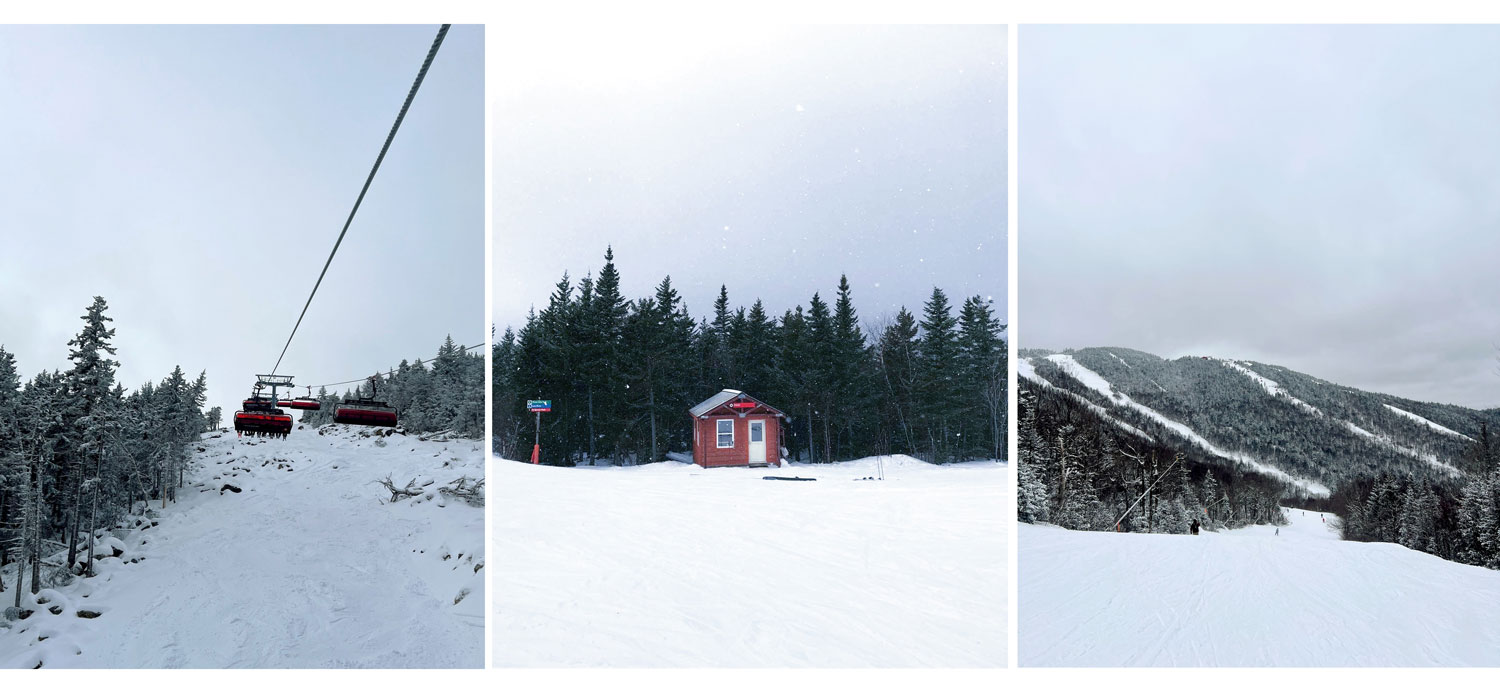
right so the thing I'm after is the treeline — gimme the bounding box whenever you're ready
[493,247,1006,466]
[1,297,209,602]
[1331,423,1500,569]
[1017,383,1287,533]
[295,336,484,438]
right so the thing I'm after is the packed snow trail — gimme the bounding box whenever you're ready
[1020,508,1500,666]
[494,455,1006,667]
[0,425,484,668]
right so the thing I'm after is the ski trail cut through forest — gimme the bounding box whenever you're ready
[1020,508,1500,666]
[1042,354,1330,497]
[0,426,484,669]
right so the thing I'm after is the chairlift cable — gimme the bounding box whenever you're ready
[301,342,483,390]
[270,24,451,375]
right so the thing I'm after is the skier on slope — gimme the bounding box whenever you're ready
[1190,518,1200,535]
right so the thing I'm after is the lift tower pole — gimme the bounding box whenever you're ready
[255,374,296,408]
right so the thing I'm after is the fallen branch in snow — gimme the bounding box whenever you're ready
[377,475,426,503]
[438,476,485,506]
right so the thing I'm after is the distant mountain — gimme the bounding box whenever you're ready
[1019,347,1500,495]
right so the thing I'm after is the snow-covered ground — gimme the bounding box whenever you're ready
[1021,507,1500,666]
[494,455,1007,667]
[0,425,484,668]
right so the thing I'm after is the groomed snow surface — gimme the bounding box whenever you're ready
[0,425,485,668]
[494,455,1006,667]
[1021,508,1500,666]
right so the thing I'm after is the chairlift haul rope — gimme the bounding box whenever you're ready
[301,342,484,390]
[270,24,452,375]
[237,24,455,439]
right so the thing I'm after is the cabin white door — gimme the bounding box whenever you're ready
[748,419,767,466]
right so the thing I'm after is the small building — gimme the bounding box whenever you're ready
[689,389,787,468]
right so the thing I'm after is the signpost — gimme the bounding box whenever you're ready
[527,399,551,464]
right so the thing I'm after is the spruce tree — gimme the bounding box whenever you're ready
[806,292,835,463]
[875,308,920,456]
[917,287,960,462]
[957,295,1004,460]
[62,297,120,571]
[0,347,22,585]
[778,307,812,461]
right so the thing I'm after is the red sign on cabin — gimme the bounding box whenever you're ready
[727,401,757,409]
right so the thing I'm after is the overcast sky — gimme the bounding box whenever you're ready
[1022,25,1500,409]
[0,25,483,419]
[494,25,1006,336]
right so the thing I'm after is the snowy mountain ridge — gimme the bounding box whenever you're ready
[1020,347,1498,493]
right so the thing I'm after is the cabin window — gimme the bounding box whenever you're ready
[716,419,734,448]
[750,423,763,442]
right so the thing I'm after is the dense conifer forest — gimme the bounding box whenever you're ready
[1,298,209,602]
[1017,382,1288,533]
[493,248,1006,466]
[295,336,484,439]
[1018,346,1500,572]
[1310,427,1500,570]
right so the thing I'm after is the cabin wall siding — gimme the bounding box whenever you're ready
[691,414,782,467]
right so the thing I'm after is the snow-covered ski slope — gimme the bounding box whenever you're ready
[1021,347,1499,491]
[0,425,484,669]
[1020,508,1500,666]
[494,455,1006,667]
[1383,403,1476,442]
[1041,354,1330,496]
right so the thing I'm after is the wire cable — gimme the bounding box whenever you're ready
[300,342,483,390]
[271,24,452,374]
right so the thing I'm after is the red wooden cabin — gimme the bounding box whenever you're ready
[689,389,787,468]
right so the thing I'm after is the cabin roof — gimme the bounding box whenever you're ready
[688,388,787,418]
